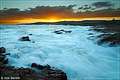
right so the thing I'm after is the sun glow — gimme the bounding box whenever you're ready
[15,17,120,24]
[13,18,82,24]
[1,17,120,24]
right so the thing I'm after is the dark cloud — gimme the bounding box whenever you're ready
[0,5,119,24]
[78,5,92,10]
[92,2,113,8]
[0,5,77,20]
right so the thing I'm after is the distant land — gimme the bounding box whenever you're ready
[22,20,120,26]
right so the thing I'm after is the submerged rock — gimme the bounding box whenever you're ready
[97,33,120,46]
[54,30,63,34]
[19,36,31,41]
[54,29,72,34]
[0,47,6,53]
[64,30,72,33]
[28,33,32,35]
[0,47,8,65]
[32,41,35,43]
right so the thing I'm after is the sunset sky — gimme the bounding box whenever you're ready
[0,0,120,24]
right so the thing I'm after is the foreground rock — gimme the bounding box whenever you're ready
[31,63,67,80]
[19,36,31,41]
[0,47,68,80]
[54,29,72,34]
[0,66,43,80]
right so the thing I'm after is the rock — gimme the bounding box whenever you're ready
[3,58,8,64]
[31,63,51,70]
[97,33,120,46]
[64,30,72,33]
[42,68,67,80]
[31,63,45,70]
[59,29,65,32]
[0,66,41,80]
[54,31,63,34]
[44,64,51,69]
[0,55,5,62]
[29,34,32,35]
[32,41,35,43]
[0,47,8,65]
[54,29,72,34]
[88,33,93,35]
[0,47,6,53]
[31,63,67,80]
[5,53,10,55]
[19,36,30,41]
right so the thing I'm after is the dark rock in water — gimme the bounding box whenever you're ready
[97,33,120,46]
[31,63,67,80]
[31,63,45,70]
[0,47,6,53]
[88,33,93,35]
[54,29,72,34]
[54,31,63,34]
[44,64,51,69]
[32,41,35,43]
[5,53,10,55]
[0,47,8,65]
[3,58,8,64]
[64,30,72,33]
[31,63,51,70]
[19,36,30,41]
[29,34,32,35]
[0,55,5,62]
[59,29,65,32]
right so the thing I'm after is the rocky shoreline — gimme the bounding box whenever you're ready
[0,47,67,80]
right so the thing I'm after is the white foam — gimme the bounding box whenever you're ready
[0,25,120,80]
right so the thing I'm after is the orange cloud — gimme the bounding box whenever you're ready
[0,5,120,24]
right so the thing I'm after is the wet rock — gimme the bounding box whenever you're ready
[54,30,63,34]
[19,36,30,41]
[54,29,72,34]
[32,41,35,43]
[88,33,93,35]
[0,47,9,65]
[3,58,8,64]
[31,63,51,70]
[64,30,72,33]
[42,68,67,80]
[0,66,41,80]
[31,63,45,70]
[97,33,120,46]
[0,47,7,64]
[0,55,5,62]
[0,47,6,53]
[44,64,51,69]
[5,53,10,55]
[29,34,32,35]
[31,63,67,80]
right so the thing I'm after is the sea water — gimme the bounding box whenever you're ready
[0,25,120,80]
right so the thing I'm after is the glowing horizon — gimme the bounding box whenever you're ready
[0,17,120,24]
[0,0,120,24]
